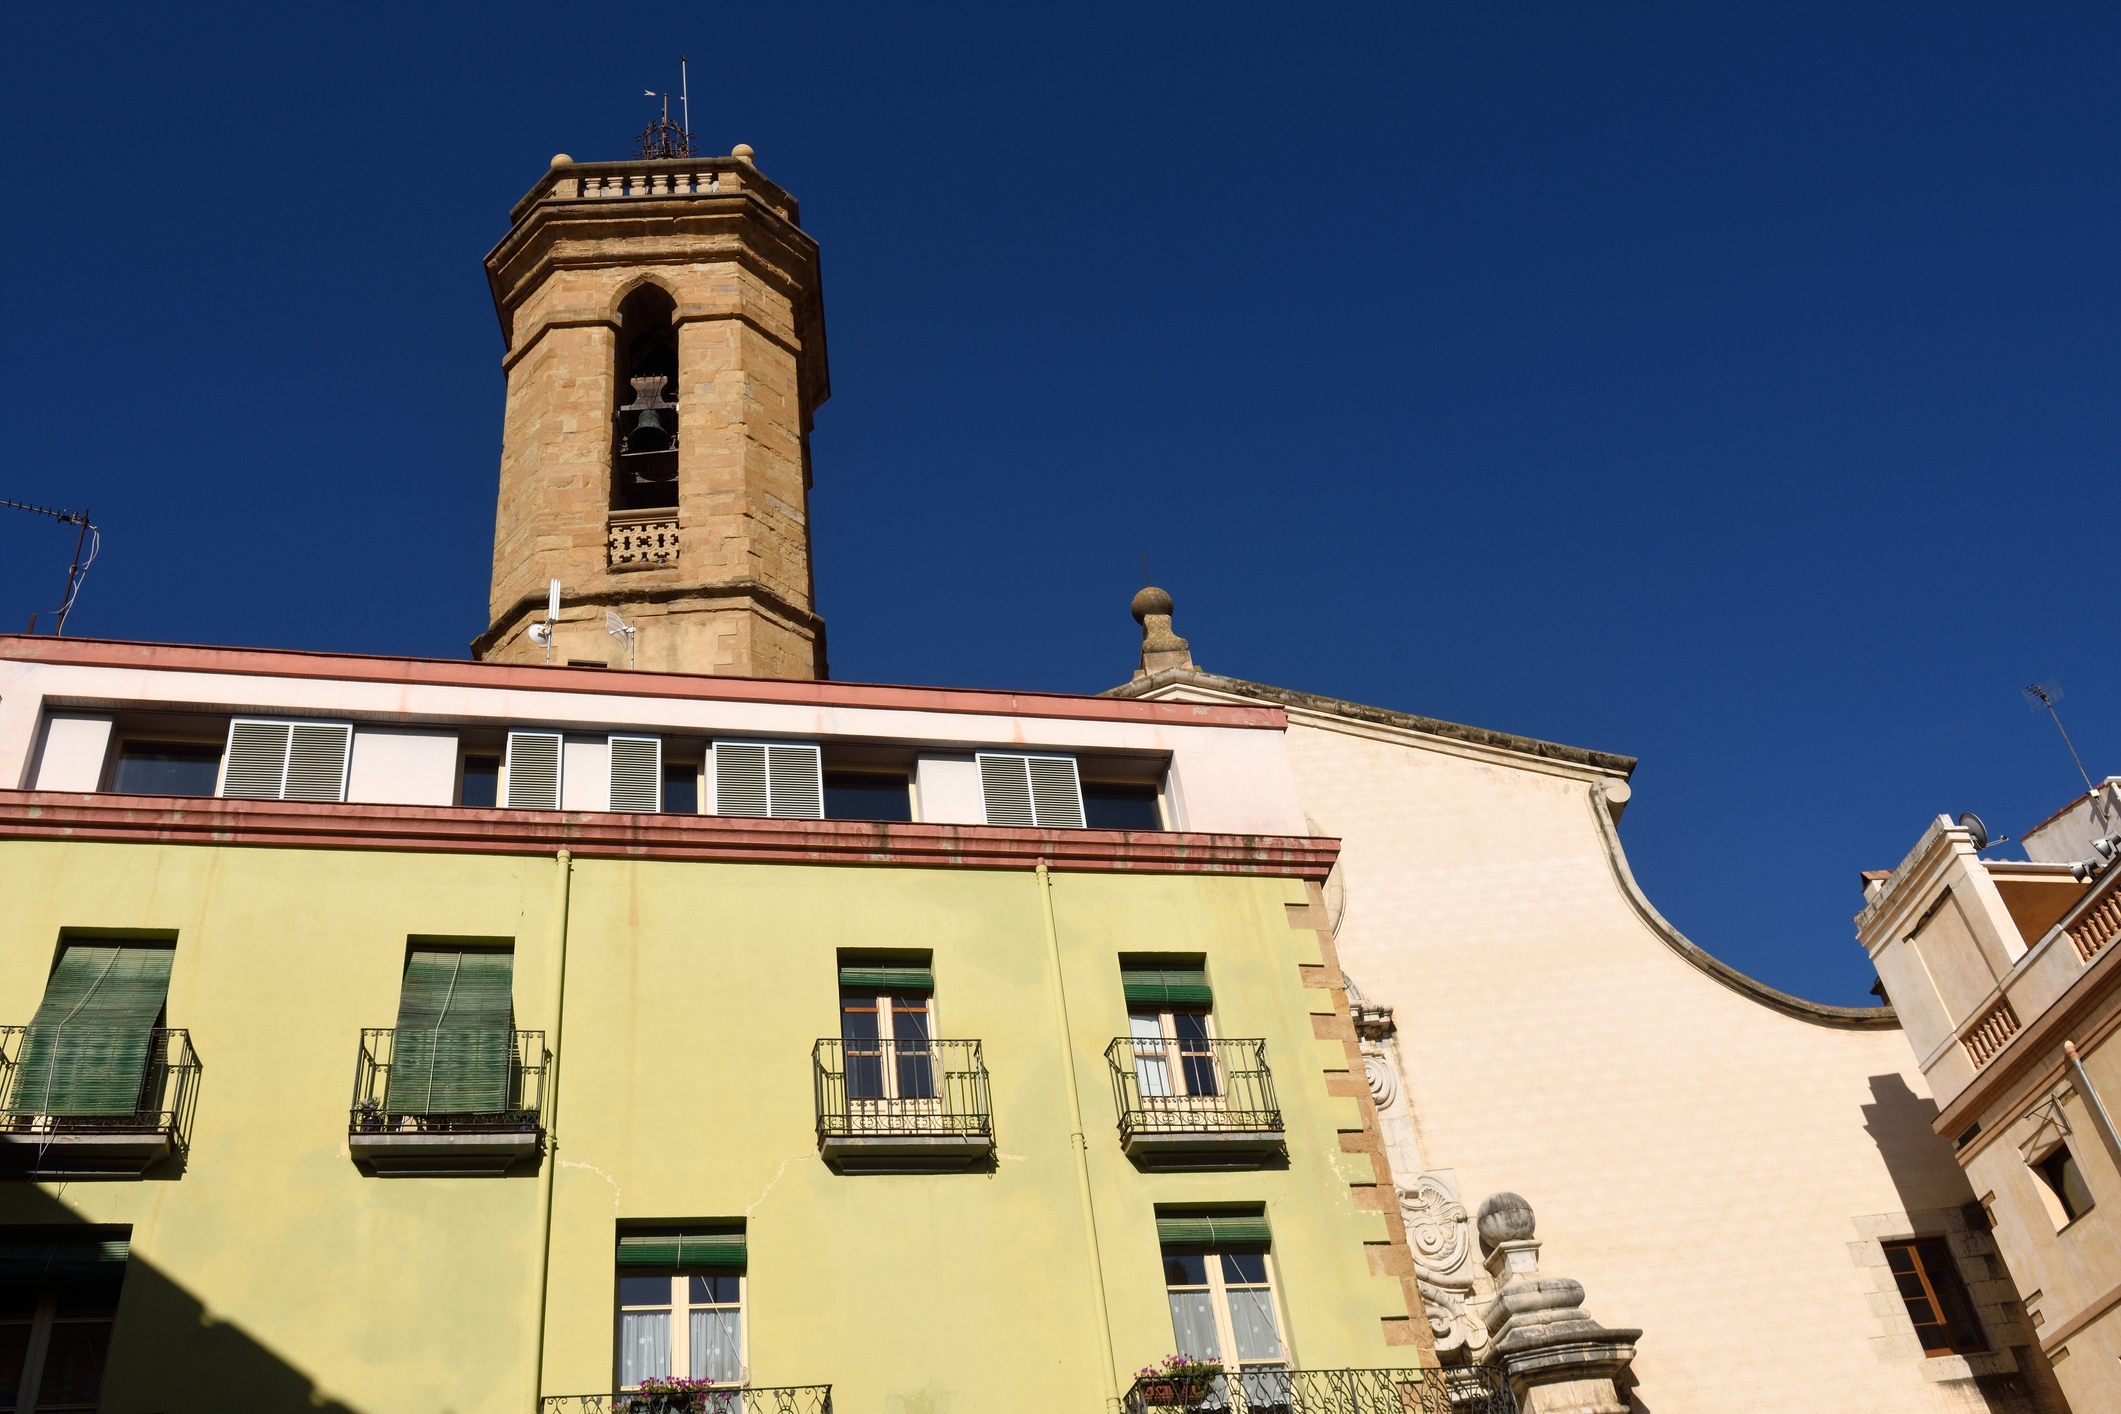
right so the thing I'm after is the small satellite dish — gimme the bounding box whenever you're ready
[528,622,552,647]
[1959,813,1990,851]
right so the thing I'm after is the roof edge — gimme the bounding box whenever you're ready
[1105,666,1636,776]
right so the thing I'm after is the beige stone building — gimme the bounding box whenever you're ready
[1111,593,2068,1412]
[1859,779,2121,1413]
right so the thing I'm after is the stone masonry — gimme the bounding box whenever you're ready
[471,151,830,678]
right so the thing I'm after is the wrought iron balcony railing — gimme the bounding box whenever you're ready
[348,1028,546,1176]
[1106,1036,1284,1166]
[542,1387,832,1414]
[0,1026,199,1176]
[1124,1366,1512,1414]
[812,1038,992,1171]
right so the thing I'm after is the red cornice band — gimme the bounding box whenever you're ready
[0,792,1340,881]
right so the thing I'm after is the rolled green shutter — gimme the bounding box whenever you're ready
[15,946,173,1116]
[1122,969,1212,1007]
[0,1234,130,1281]
[617,1233,746,1268]
[838,965,935,993]
[386,949,513,1114]
[1156,1214,1271,1248]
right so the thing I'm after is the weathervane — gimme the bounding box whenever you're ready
[635,56,695,159]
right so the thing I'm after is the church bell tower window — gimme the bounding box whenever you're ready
[613,285,679,511]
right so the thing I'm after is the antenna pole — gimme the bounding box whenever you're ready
[1140,553,1150,587]
[54,508,89,637]
[2047,702,2095,792]
[680,55,690,140]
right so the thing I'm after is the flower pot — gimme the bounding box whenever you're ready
[1140,1375,1216,1407]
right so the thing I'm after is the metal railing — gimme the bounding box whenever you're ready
[812,1038,990,1139]
[1124,1367,1512,1414]
[542,1388,832,1414]
[350,1028,546,1135]
[0,1026,199,1149]
[1106,1037,1282,1140]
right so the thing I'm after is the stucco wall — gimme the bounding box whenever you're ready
[1280,714,1994,1412]
[0,839,1393,1413]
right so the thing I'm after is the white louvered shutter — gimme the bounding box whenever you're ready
[221,720,292,799]
[976,754,1035,827]
[978,753,1083,827]
[713,742,770,817]
[283,722,353,802]
[766,744,824,819]
[504,731,563,810]
[1027,755,1085,828]
[608,735,662,813]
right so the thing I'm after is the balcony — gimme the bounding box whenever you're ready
[812,1038,992,1172]
[1123,1367,1511,1414]
[543,1388,832,1414]
[1106,1037,1284,1168]
[0,1026,199,1177]
[348,1028,546,1176]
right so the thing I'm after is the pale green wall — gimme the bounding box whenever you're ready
[0,840,1401,1414]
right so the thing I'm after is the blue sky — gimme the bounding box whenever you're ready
[1,4,2113,1005]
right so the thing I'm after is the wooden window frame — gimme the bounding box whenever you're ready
[1128,1007,1223,1106]
[1880,1238,1987,1357]
[614,1269,747,1389]
[3,1288,121,1410]
[1161,1245,1293,1374]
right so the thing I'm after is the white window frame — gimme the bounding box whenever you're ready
[608,734,663,814]
[615,1270,748,1388]
[217,718,354,802]
[1162,1247,1292,1375]
[503,731,564,811]
[1128,1006,1223,1107]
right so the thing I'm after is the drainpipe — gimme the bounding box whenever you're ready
[531,850,575,1409]
[2064,1041,2121,1177]
[1035,862,1121,1410]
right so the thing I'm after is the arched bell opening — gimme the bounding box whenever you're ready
[612,284,680,511]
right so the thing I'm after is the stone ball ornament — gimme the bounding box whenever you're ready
[1476,1191,1537,1247]
[1131,585,1174,623]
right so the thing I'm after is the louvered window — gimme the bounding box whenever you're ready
[504,732,564,810]
[976,753,1085,828]
[15,945,174,1116]
[609,735,662,813]
[384,948,514,1115]
[219,719,352,802]
[711,741,823,819]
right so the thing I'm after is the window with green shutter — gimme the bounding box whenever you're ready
[616,1232,747,1268]
[1155,1211,1271,1249]
[14,945,174,1116]
[385,948,514,1115]
[1122,969,1212,1007]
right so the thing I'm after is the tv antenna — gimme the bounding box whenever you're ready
[1,498,99,636]
[605,609,638,670]
[2024,680,2094,792]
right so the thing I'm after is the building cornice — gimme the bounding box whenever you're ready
[1108,667,1636,778]
[0,636,1287,732]
[0,791,1341,880]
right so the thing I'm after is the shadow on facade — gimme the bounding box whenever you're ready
[1861,1072,1978,1214]
[0,1185,365,1414]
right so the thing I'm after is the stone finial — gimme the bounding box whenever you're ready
[1131,586,1195,681]
[550,153,574,168]
[1476,1192,1641,1414]
[732,143,756,164]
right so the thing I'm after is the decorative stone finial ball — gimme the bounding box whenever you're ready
[732,143,756,163]
[1476,1192,1536,1247]
[1132,586,1174,624]
[550,154,574,168]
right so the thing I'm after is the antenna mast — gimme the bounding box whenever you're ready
[681,55,690,142]
[2025,681,2095,792]
[0,497,99,636]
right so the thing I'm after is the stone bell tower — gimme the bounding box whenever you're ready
[471,142,829,678]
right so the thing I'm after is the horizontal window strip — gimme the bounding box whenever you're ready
[1156,1214,1270,1248]
[839,966,934,993]
[1122,969,1212,1006]
[0,1237,130,1278]
[616,1235,746,1269]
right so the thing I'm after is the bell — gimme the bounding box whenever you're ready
[625,407,672,454]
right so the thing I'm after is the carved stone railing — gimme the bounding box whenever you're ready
[610,513,680,568]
